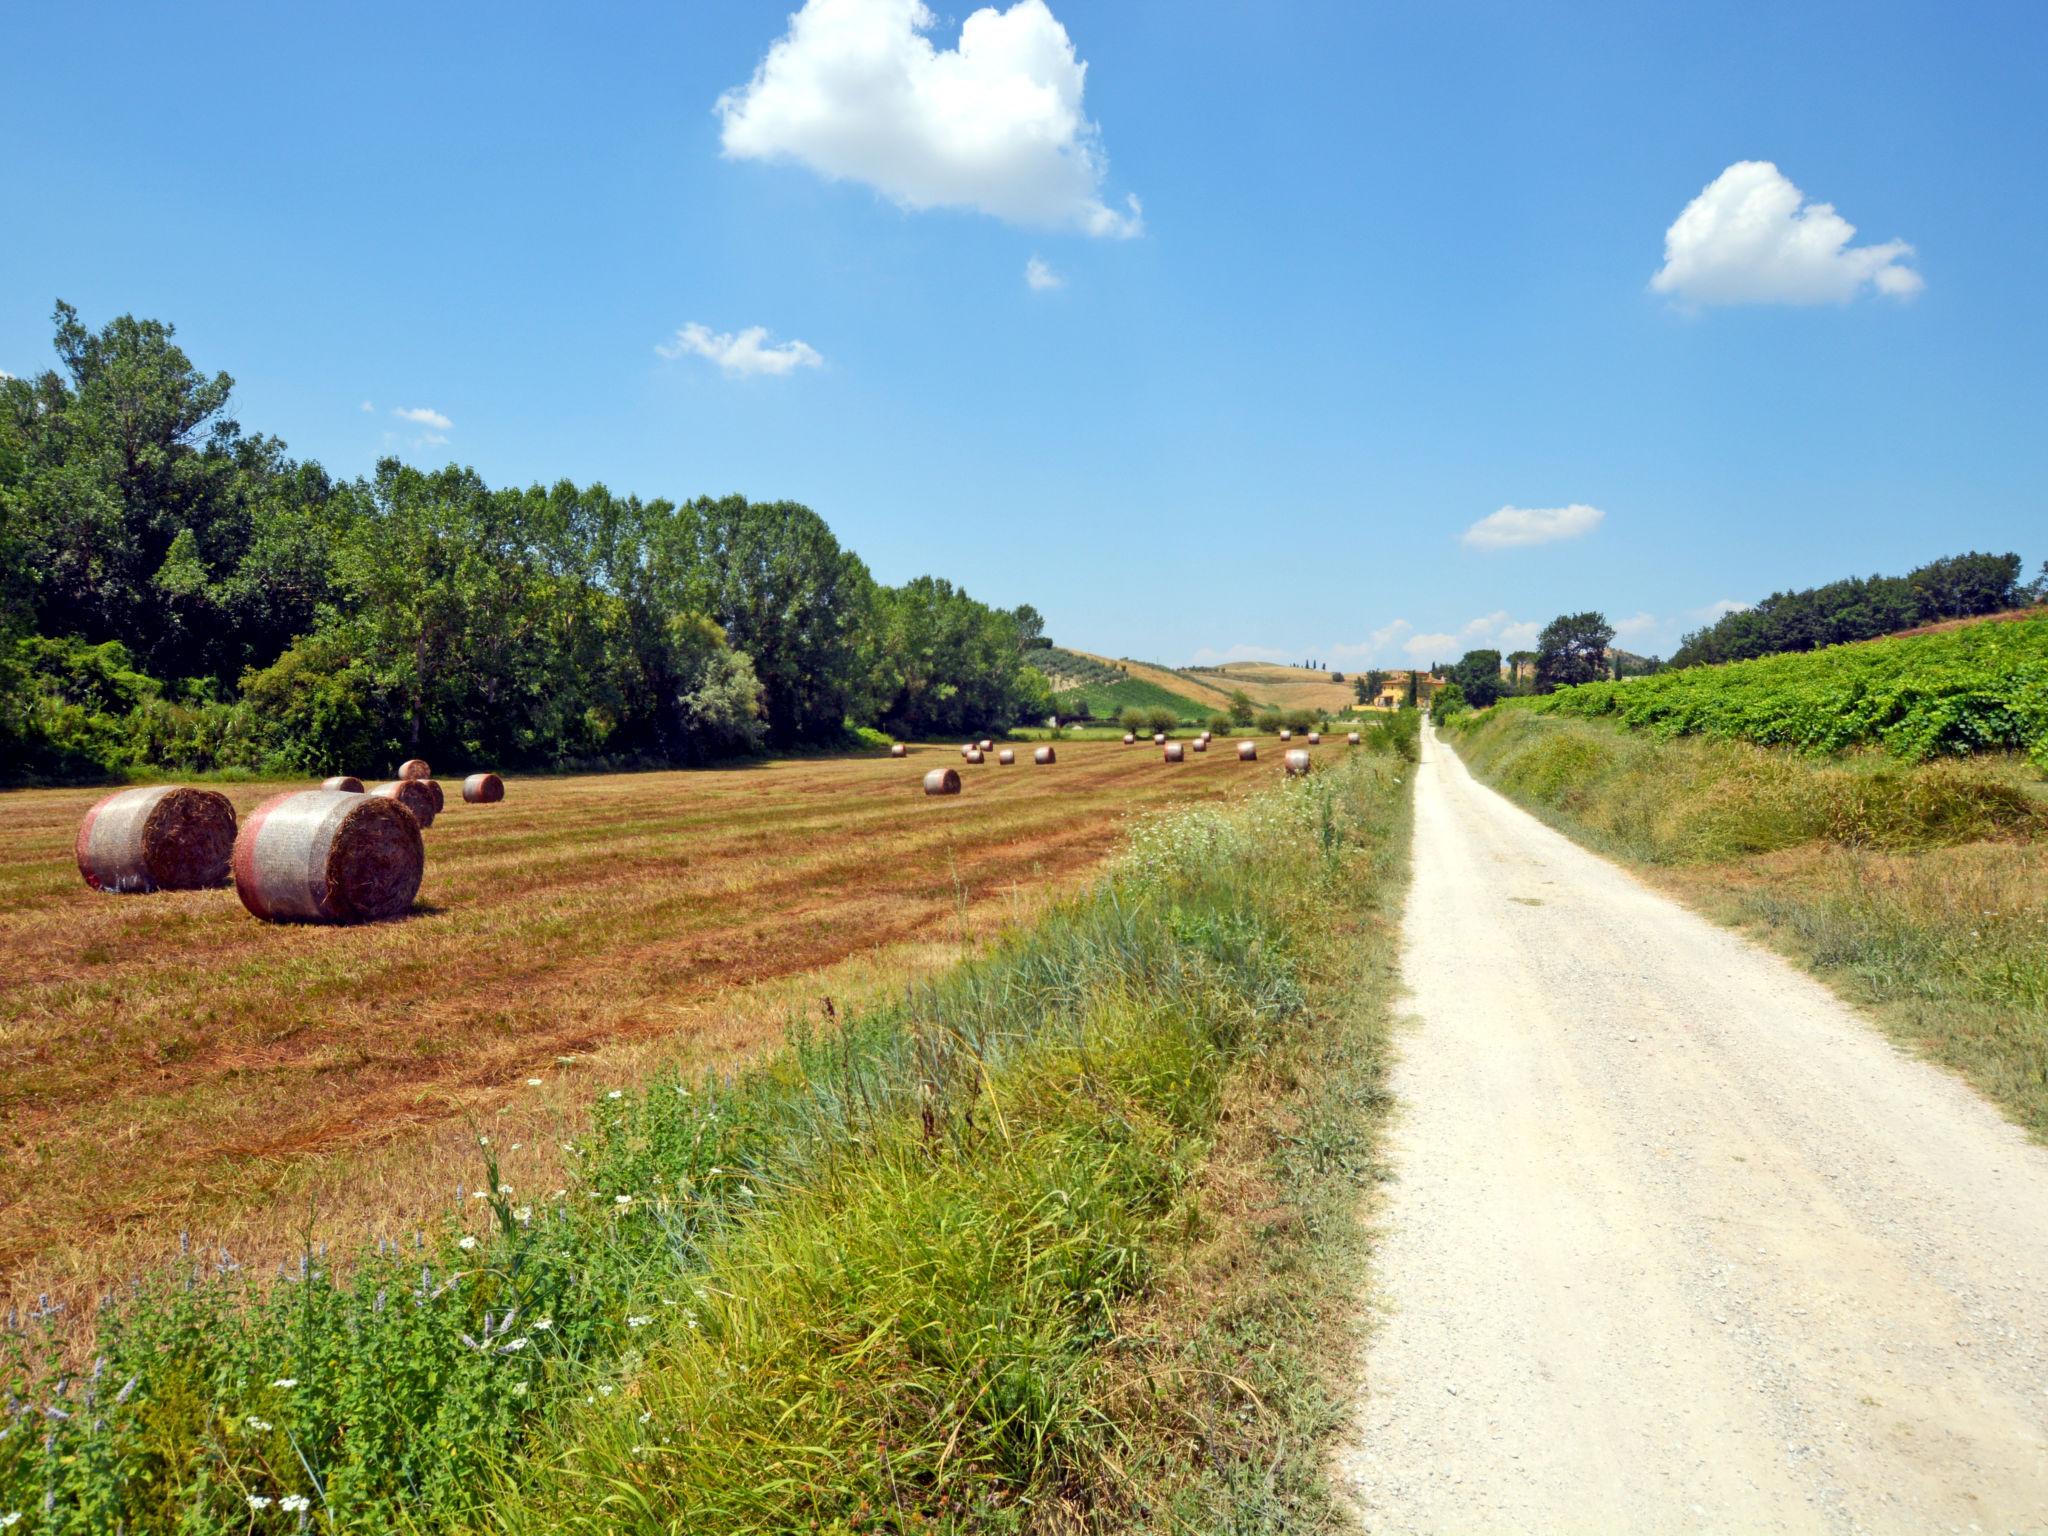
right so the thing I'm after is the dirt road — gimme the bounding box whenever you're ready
[1340,723,2048,1533]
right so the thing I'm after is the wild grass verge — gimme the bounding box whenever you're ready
[2,740,1413,1533]
[1446,708,2047,1138]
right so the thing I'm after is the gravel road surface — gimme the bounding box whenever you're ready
[1339,723,2048,1534]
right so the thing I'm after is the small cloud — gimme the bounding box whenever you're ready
[359,399,375,413]
[1462,504,1605,550]
[1612,611,1662,642]
[1025,256,1063,291]
[1652,161,1922,306]
[1331,610,1542,666]
[393,406,453,430]
[658,323,823,378]
[717,0,1142,238]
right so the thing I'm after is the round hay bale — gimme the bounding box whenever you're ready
[397,759,432,781]
[997,748,1016,765]
[1163,742,1185,762]
[76,786,236,894]
[1153,732,1167,745]
[1347,731,1361,746]
[961,743,975,759]
[233,789,424,923]
[1237,741,1258,761]
[1033,745,1056,765]
[1308,731,1322,745]
[978,739,994,752]
[923,767,961,796]
[463,772,505,804]
[1122,733,1136,745]
[369,778,438,829]
[965,748,985,764]
[1285,748,1313,777]
[1279,729,1292,741]
[1191,737,1208,752]
[422,778,447,815]
[890,743,908,758]
[321,775,365,794]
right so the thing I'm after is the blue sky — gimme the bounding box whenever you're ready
[3,0,2042,666]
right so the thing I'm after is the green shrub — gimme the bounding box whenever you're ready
[1535,612,2048,765]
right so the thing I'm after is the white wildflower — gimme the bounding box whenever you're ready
[457,1236,478,1251]
[247,1494,274,1510]
[271,1378,297,1389]
[280,1494,311,1514]
[614,1194,633,1208]
[526,1078,543,1086]
[532,1317,553,1331]
[502,1337,529,1352]
[497,1184,512,1194]
[511,1380,530,1397]
[245,1415,273,1432]
[514,1206,532,1224]
[478,1135,490,1146]
[626,1315,652,1329]
[606,1090,624,1101]
[598,1382,615,1397]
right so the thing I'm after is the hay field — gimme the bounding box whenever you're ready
[0,742,1270,1301]
[1067,649,1243,711]
[1205,661,1361,712]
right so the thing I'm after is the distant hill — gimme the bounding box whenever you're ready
[1036,649,1394,721]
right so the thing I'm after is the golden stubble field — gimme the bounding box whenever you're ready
[0,739,1286,1307]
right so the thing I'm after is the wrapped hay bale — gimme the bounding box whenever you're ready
[233,789,424,923]
[321,775,365,793]
[76,786,237,894]
[997,748,1016,765]
[1237,741,1258,761]
[923,767,961,796]
[1163,742,1185,762]
[1347,731,1361,746]
[965,748,985,764]
[1191,737,1208,752]
[1034,746,1056,765]
[1279,729,1292,741]
[1308,731,1322,745]
[1285,748,1312,777]
[890,743,907,758]
[1122,733,1136,745]
[978,738,994,752]
[961,744,976,759]
[463,772,505,804]
[397,759,432,781]
[1153,732,1167,745]
[369,778,438,829]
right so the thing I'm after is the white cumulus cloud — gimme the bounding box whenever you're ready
[717,0,1141,237]
[658,323,824,378]
[392,406,453,430]
[1462,503,1605,550]
[1329,611,1540,666]
[1652,161,1922,306]
[1025,255,1063,290]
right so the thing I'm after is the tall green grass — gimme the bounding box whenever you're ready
[1446,709,2040,864]
[2,749,1412,1533]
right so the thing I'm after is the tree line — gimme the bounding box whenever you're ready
[0,303,1053,781]
[1669,551,2039,669]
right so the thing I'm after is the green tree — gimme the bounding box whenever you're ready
[1227,688,1255,726]
[1448,648,1502,709]
[1535,612,1615,692]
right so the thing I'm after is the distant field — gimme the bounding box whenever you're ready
[0,743,1273,1298]
[1040,647,1232,720]
[1202,660,1363,714]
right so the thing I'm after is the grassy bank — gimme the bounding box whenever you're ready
[2,735,1413,1533]
[1445,708,2047,1138]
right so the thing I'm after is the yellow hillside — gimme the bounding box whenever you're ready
[1199,662,1362,713]
[1068,650,1242,711]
